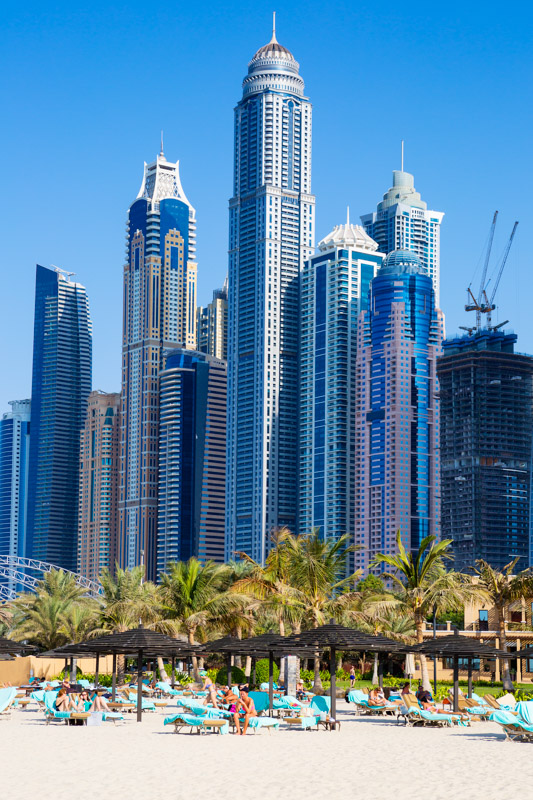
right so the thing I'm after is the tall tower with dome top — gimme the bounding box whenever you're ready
[226,17,316,562]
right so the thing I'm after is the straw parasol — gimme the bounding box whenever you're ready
[0,636,37,656]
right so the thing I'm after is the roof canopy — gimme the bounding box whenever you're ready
[409,634,511,658]
[0,636,37,656]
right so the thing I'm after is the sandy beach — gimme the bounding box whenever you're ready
[2,701,532,800]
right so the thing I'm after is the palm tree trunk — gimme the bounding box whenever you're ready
[372,653,379,685]
[244,655,252,682]
[415,615,432,692]
[235,625,242,668]
[117,654,126,683]
[498,608,514,692]
[156,657,168,681]
[313,650,323,693]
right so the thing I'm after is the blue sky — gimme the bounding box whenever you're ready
[1,0,532,410]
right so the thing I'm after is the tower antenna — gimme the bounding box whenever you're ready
[272,11,277,41]
[346,206,350,226]
[160,130,164,157]
[401,140,404,172]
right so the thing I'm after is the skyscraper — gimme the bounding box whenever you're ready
[197,278,228,360]
[299,219,383,545]
[119,149,197,580]
[438,330,533,571]
[0,399,31,594]
[354,250,444,575]
[158,349,226,573]
[361,169,444,303]
[226,21,315,562]
[27,265,92,570]
[78,391,120,582]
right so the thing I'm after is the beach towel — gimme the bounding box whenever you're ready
[0,687,17,713]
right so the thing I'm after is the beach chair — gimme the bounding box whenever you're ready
[43,691,90,726]
[0,687,17,720]
[164,712,229,735]
[127,692,156,711]
[283,713,320,731]
[247,717,280,734]
[248,691,270,715]
[490,709,533,742]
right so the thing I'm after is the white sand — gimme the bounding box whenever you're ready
[2,702,533,800]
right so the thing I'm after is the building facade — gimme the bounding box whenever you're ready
[119,150,197,580]
[361,169,444,304]
[226,25,315,562]
[354,250,444,575]
[158,349,226,574]
[0,400,31,594]
[26,265,92,571]
[299,220,383,545]
[78,391,120,582]
[438,330,533,571]
[197,278,228,360]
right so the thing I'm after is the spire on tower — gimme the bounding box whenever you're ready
[346,206,350,225]
[401,139,404,172]
[160,130,164,157]
[271,11,277,42]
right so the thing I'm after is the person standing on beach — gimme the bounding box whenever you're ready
[349,666,356,688]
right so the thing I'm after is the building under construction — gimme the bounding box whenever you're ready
[438,330,533,571]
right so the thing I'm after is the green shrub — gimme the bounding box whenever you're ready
[215,665,245,685]
[254,658,279,687]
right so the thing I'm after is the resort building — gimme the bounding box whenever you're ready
[119,148,197,580]
[299,218,383,545]
[26,265,92,571]
[157,349,226,574]
[437,330,533,571]
[361,168,444,304]
[197,278,228,360]
[78,391,120,583]
[226,22,315,562]
[354,250,444,575]
[0,399,31,594]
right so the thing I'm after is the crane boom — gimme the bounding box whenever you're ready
[478,210,498,303]
[489,221,518,304]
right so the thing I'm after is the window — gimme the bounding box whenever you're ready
[478,610,489,631]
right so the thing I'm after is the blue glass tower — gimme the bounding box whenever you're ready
[299,220,383,545]
[354,250,444,574]
[157,349,226,574]
[226,22,315,562]
[0,399,31,595]
[26,266,92,571]
[119,151,197,580]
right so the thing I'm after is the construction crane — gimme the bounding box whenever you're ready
[462,214,518,334]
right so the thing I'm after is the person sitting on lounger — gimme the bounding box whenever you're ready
[239,688,257,736]
[202,675,218,708]
[401,682,411,696]
[368,687,386,706]
[296,681,306,701]
[89,690,111,712]
[55,688,72,712]
[73,690,90,712]
[221,687,241,734]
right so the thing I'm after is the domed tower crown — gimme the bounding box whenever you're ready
[243,14,304,97]
[379,248,425,276]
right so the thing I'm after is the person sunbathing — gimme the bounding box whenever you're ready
[239,688,257,735]
[221,687,241,734]
[368,687,386,706]
[202,675,218,708]
[90,690,111,712]
[54,688,72,712]
[73,690,91,711]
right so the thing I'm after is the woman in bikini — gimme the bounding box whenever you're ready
[202,675,219,708]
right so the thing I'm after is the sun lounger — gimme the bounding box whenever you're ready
[248,716,280,734]
[490,709,533,742]
[164,713,229,734]
[0,687,17,720]
[127,692,156,711]
[248,691,270,715]
[284,714,320,730]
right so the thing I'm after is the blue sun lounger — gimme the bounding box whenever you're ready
[164,712,229,734]
[0,687,17,719]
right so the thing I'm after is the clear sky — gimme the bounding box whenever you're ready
[1,0,532,410]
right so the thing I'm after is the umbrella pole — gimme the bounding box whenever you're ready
[467,658,473,699]
[136,649,143,723]
[226,654,232,687]
[111,653,117,701]
[94,653,100,689]
[252,657,256,689]
[171,657,175,689]
[453,655,459,713]
[269,651,274,718]
[330,646,337,729]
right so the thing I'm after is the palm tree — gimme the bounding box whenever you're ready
[472,558,533,692]
[286,530,361,692]
[371,531,481,692]
[231,528,305,637]
[160,558,248,680]
[10,570,89,650]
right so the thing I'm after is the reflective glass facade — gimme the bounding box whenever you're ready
[158,349,226,575]
[26,266,92,571]
[354,252,443,574]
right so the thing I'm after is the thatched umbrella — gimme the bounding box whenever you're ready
[409,633,511,710]
[0,636,37,656]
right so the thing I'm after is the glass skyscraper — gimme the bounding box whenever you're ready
[438,330,533,571]
[26,265,92,571]
[119,149,197,580]
[0,399,31,595]
[299,220,383,545]
[354,250,444,574]
[158,349,226,574]
[197,278,228,360]
[226,24,315,562]
[361,169,444,304]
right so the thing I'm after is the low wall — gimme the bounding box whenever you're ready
[0,655,115,685]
